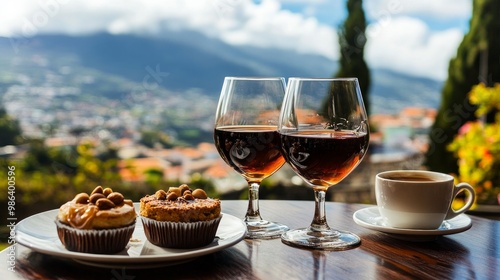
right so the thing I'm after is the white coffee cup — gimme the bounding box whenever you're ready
[375,170,475,229]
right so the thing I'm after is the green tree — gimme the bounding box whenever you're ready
[0,106,22,146]
[425,0,500,174]
[335,0,371,116]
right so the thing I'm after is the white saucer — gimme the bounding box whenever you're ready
[16,203,247,269]
[352,207,472,242]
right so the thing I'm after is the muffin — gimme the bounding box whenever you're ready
[55,186,136,254]
[140,184,221,249]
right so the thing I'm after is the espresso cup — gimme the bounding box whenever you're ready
[375,170,475,229]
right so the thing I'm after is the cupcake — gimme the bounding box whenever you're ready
[55,186,136,254]
[140,184,221,249]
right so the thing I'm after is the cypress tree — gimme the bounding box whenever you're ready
[425,0,500,173]
[335,0,371,116]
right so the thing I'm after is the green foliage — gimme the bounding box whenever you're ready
[335,0,371,116]
[0,139,227,227]
[426,0,500,174]
[186,173,217,198]
[140,130,173,148]
[448,83,500,205]
[72,142,122,192]
[0,141,123,209]
[0,106,23,146]
[144,168,164,186]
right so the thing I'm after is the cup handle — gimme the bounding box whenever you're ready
[445,182,476,220]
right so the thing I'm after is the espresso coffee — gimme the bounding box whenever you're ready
[384,175,436,182]
[375,170,476,229]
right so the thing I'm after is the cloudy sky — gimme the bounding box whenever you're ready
[0,0,472,80]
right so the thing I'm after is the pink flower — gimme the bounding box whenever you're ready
[458,121,473,135]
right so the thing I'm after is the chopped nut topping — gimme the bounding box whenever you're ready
[71,186,128,210]
[107,192,124,205]
[89,193,106,204]
[155,190,167,200]
[73,193,90,204]
[192,189,208,199]
[159,184,209,201]
[167,192,179,201]
[91,186,104,195]
[103,187,113,197]
[179,184,190,195]
[168,187,181,197]
[96,198,116,210]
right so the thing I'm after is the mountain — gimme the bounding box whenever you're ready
[0,32,337,95]
[0,32,444,144]
[370,68,443,114]
[0,32,443,113]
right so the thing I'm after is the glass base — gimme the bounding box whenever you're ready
[281,227,361,250]
[245,220,290,239]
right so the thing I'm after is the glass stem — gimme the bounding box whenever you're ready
[245,182,263,222]
[310,190,330,232]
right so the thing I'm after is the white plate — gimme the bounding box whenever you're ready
[352,206,472,242]
[16,203,247,268]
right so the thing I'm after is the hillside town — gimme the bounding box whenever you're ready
[2,100,437,203]
[1,52,440,203]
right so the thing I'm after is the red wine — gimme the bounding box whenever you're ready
[280,130,369,188]
[214,125,285,182]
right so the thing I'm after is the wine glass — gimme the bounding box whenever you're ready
[278,78,369,250]
[214,77,290,239]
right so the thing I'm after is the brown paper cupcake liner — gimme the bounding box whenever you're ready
[141,215,222,249]
[55,220,135,254]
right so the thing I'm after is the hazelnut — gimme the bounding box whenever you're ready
[179,184,190,195]
[167,192,178,201]
[184,193,194,200]
[103,187,113,197]
[89,193,106,204]
[96,198,115,210]
[192,189,208,199]
[168,187,181,197]
[107,192,124,205]
[123,199,134,207]
[91,186,103,195]
[73,193,89,204]
[155,190,167,200]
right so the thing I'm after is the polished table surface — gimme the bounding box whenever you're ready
[2,200,500,280]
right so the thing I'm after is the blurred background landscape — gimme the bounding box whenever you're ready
[1,0,499,246]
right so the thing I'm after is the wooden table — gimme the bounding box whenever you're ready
[2,200,499,279]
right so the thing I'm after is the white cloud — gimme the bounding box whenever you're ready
[364,0,472,20]
[0,0,469,80]
[215,1,337,59]
[0,0,338,59]
[365,16,464,79]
